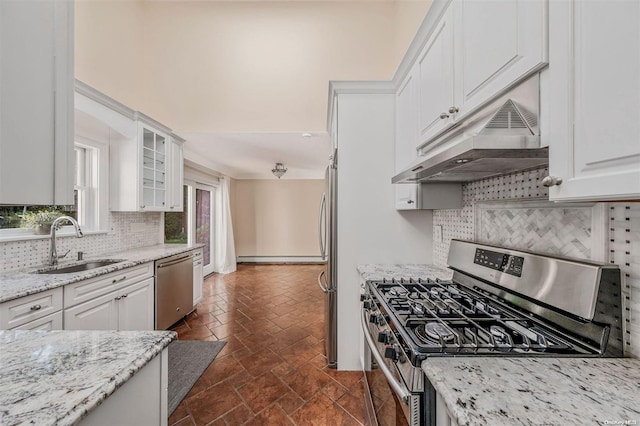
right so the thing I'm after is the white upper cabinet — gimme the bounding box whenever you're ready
[168,134,185,212]
[139,123,169,211]
[411,0,548,151]
[547,0,640,201]
[0,0,74,205]
[417,3,456,144]
[395,68,421,210]
[455,0,547,118]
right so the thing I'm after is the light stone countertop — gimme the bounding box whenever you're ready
[422,357,640,426]
[0,329,176,426]
[0,243,204,303]
[357,264,454,282]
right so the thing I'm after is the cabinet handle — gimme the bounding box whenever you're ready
[115,296,122,301]
[121,294,128,298]
[439,112,449,119]
[112,276,127,284]
[176,307,180,312]
[407,200,415,204]
[170,206,174,209]
[541,176,563,187]
[140,205,145,209]
[448,106,459,114]
[30,304,42,311]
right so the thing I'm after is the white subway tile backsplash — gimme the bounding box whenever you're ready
[0,212,161,273]
[433,167,640,357]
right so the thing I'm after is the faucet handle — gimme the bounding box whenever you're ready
[58,249,71,260]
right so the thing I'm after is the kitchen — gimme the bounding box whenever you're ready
[1,0,640,425]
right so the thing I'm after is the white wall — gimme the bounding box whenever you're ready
[336,92,432,370]
[231,179,324,257]
[75,0,432,134]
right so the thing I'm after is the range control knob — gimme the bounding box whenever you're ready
[363,300,374,310]
[384,344,400,361]
[377,314,387,326]
[378,330,392,344]
[369,313,379,324]
[360,294,367,302]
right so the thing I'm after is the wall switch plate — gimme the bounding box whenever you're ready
[434,225,443,243]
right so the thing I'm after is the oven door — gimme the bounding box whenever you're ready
[361,309,425,426]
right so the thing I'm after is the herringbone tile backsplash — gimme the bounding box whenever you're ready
[433,167,640,357]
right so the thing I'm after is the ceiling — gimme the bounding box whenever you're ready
[181,132,331,179]
[75,1,431,180]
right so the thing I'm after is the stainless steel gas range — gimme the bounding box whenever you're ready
[361,239,624,426]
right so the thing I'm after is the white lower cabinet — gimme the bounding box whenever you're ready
[64,290,119,330]
[12,311,63,331]
[82,348,168,426]
[64,277,154,331]
[64,263,155,331]
[193,249,204,306]
[0,287,63,330]
[118,278,154,331]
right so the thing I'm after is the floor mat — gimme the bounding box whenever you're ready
[168,340,226,415]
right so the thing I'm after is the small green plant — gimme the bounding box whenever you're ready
[22,210,65,234]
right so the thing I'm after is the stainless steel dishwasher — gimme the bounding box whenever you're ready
[155,252,193,330]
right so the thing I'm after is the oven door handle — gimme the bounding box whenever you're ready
[360,308,411,403]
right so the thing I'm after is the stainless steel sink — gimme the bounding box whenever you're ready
[35,260,125,275]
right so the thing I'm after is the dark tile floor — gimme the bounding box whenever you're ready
[169,264,366,426]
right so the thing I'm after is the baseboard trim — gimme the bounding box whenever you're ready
[237,256,325,264]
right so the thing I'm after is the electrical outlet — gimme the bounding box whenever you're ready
[434,225,443,243]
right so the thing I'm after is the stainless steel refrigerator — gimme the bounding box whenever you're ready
[318,152,337,368]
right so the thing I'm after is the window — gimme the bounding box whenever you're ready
[0,141,106,239]
[164,185,189,244]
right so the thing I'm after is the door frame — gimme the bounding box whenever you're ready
[186,179,218,276]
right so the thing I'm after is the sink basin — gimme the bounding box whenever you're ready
[35,260,125,275]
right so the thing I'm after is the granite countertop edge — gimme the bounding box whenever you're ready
[357,264,454,281]
[422,357,640,426]
[0,243,205,304]
[56,331,176,426]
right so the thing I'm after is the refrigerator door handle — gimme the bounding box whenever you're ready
[318,192,327,260]
[317,270,328,293]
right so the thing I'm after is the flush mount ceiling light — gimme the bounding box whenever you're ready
[272,162,287,179]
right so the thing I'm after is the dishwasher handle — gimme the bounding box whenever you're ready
[157,254,192,268]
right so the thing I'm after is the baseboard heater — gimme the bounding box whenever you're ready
[237,256,325,264]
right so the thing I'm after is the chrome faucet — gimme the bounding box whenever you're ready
[49,216,84,265]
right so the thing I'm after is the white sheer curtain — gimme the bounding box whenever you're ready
[215,177,237,274]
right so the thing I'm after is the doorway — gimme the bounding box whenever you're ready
[164,182,217,276]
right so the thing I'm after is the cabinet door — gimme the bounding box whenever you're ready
[0,0,73,205]
[141,125,168,211]
[118,277,154,331]
[12,311,63,331]
[193,258,204,305]
[417,3,456,146]
[395,185,419,210]
[168,138,184,212]
[456,0,547,117]
[548,0,640,201]
[64,291,119,330]
[395,67,420,172]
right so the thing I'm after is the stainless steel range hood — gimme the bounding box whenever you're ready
[393,75,548,184]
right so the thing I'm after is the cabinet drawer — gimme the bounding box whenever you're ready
[12,311,63,331]
[64,262,154,308]
[0,287,63,329]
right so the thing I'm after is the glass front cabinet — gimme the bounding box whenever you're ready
[140,125,168,210]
